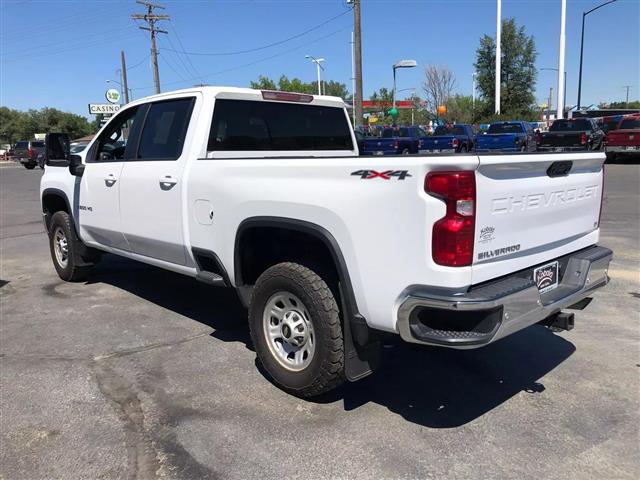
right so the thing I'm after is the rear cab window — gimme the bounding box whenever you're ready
[208,99,354,154]
[487,123,523,134]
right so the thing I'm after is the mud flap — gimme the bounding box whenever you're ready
[339,283,381,382]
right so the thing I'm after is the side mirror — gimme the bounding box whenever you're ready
[68,155,85,177]
[44,133,71,166]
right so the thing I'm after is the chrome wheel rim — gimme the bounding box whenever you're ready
[53,227,69,268]
[262,292,315,371]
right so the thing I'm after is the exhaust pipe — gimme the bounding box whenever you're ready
[539,311,575,332]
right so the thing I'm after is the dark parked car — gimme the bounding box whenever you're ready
[536,118,605,152]
[419,124,477,153]
[476,121,536,152]
[13,140,45,169]
[362,126,425,155]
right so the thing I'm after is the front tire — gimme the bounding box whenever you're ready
[48,211,94,282]
[24,163,35,170]
[401,148,410,155]
[249,262,345,397]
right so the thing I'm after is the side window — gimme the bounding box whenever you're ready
[95,106,140,161]
[137,98,194,160]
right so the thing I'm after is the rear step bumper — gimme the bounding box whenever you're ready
[396,246,612,349]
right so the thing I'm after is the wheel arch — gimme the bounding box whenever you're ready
[234,216,378,381]
[41,188,72,232]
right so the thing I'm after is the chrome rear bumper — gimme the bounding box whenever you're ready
[397,246,612,349]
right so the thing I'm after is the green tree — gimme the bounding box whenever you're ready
[606,100,640,109]
[474,18,537,119]
[444,95,475,124]
[249,75,349,98]
[0,107,93,144]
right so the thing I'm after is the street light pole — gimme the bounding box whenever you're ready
[392,59,418,110]
[577,0,619,109]
[495,0,501,114]
[305,55,325,95]
[557,0,567,119]
[541,68,567,114]
[472,72,477,120]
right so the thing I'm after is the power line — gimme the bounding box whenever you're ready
[134,24,350,91]
[161,9,350,57]
[127,53,151,71]
[169,25,204,82]
[164,34,201,82]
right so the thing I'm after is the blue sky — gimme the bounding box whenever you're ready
[1,0,638,117]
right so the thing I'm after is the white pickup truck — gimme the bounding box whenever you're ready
[40,87,612,397]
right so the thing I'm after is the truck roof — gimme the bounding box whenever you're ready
[127,86,347,109]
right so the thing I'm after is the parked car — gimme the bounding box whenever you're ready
[419,124,477,153]
[362,126,424,155]
[40,86,611,398]
[536,118,605,152]
[14,140,45,169]
[605,114,640,160]
[475,121,536,152]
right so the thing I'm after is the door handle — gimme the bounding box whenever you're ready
[104,174,117,186]
[159,175,178,189]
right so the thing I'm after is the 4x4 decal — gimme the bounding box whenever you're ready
[351,169,412,180]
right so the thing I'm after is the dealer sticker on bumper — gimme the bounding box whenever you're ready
[534,261,559,294]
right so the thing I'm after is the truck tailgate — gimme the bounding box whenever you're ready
[472,152,605,284]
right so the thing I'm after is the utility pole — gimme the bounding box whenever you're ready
[495,0,501,114]
[623,85,631,108]
[132,1,169,94]
[548,87,554,125]
[350,31,356,124]
[557,0,566,119]
[352,0,363,126]
[120,50,130,103]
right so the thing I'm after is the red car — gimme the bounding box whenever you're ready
[605,114,640,160]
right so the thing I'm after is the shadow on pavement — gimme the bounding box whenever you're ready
[87,254,575,429]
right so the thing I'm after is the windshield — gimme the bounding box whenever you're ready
[620,118,640,129]
[32,141,44,147]
[487,123,522,134]
[550,119,591,131]
[15,141,28,149]
[70,143,88,153]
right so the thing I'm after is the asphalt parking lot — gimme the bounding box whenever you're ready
[1,160,638,480]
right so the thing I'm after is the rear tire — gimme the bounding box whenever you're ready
[48,211,94,282]
[249,262,345,397]
[24,163,35,170]
[401,148,410,155]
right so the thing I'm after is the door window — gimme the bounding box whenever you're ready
[94,106,140,161]
[136,98,195,160]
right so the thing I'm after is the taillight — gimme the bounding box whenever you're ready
[452,138,459,149]
[28,147,33,158]
[536,133,542,145]
[425,171,476,267]
[580,132,587,145]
